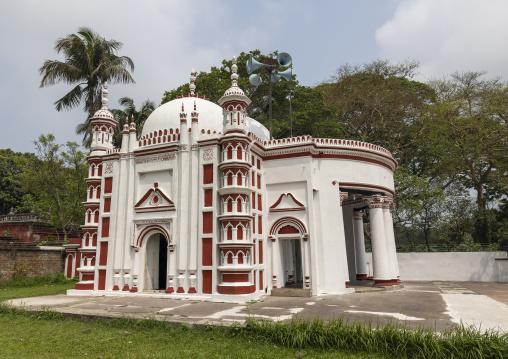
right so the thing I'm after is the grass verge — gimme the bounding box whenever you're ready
[0,273,75,302]
[241,316,508,359]
[0,304,378,358]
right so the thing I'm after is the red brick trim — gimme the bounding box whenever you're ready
[373,279,398,286]
[217,284,255,295]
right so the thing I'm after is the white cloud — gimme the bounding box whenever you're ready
[375,0,508,80]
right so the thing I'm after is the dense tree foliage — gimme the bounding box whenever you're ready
[21,135,87,241]
[420,72,508,243]
[0,150,36,215]
[317,60,436,165]
[425,72,508,209]
[39,27,135,147]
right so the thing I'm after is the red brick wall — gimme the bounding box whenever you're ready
[0,242,65,280]
[0,214,81,243]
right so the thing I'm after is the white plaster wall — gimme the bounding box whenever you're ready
[138,169,173,198]
[365,252,508,282]
[313,158,395,193]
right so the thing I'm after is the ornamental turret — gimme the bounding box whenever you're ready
[218,57,251,134]
[90,83,117,153]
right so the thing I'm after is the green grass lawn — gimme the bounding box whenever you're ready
[0,312,381,359]
[0,282,74,302]
[0,274,76,302]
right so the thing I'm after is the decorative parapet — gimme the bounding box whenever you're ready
[105,148,121,154]
[138,128,180,148]
[263,136,393,157]
[0,214,40,223]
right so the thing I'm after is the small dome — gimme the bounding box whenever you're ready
[91,108,114,121]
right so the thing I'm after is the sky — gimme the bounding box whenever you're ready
[1,0,508,153]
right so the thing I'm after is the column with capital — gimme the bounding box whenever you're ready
[365,195,393,286]
[270,236,279,288]
[383,199,399,281]
[353,211,368,280]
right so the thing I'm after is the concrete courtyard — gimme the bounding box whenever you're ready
[6,281,508,333]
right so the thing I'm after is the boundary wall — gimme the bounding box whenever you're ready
[0,241,65,280]
[365,251,508,282]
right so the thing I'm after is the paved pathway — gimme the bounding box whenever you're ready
[6,281,508,333]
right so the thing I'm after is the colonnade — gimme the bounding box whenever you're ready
[344,194,399,286]
[269,234,311,289]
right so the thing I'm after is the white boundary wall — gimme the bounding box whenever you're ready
[365,252,508,282]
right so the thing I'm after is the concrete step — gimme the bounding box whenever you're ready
[271,288,312,297]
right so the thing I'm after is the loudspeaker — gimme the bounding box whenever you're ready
[270,73,281,83]
[278,68,292,81]
[249,73,262,86]
[247,56,264,74]
[278,52,292,67]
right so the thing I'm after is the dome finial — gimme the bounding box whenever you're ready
[190,69,196,95]
[123,116,129,133]
[101,82,109,108]
[129,114,136,132]
[231,57,238,87]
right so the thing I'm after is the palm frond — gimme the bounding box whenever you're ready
[105,65,135,84]
[39,61,83,87]
[54,84,85,112]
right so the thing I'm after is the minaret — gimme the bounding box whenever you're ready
[120,117,129,153]
[190,101,199,146]
[179,103,188,147]
[216,57,256,295]
[76,83,117,291]
[128,115,138,152]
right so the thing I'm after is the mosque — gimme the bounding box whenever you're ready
[64,57,399,301]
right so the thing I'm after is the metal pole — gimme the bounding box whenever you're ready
[289,77,293,138]
[268,68,273,140]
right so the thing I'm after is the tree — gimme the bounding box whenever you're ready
[0,149,36,215]
[317,60,436,164]
[393,166,445,251]
[111,97,156,148]
[424,72,508,242]
[161,50,338,139]
[39,27,135,147]
[21,134,87,241]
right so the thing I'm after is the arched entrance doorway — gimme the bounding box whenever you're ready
[144,233,168,291]
[280,238,303,288]
[270,217,309,290]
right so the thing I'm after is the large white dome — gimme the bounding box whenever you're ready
[142,96,270,141]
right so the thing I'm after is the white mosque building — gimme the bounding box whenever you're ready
[65,57,399,301]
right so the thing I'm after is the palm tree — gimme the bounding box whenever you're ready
[111,97,156,148]
[39,27,135,147]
